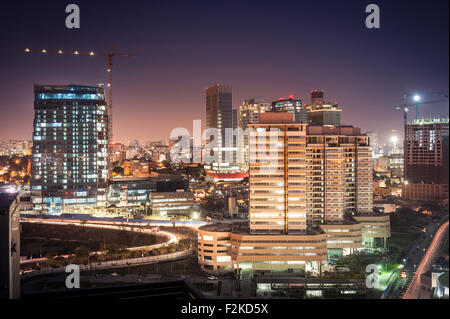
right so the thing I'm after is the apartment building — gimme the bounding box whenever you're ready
[238,99,270,172]
[197,112,389,274]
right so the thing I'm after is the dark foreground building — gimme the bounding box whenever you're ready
[22,280,205,299]
[0,191,20,299]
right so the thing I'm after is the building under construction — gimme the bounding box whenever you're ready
[403,117,449,201]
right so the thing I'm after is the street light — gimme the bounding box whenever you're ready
[413,94,421,102]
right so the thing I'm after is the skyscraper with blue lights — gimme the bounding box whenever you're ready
[30,84,109,214]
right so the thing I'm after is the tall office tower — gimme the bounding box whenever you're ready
[205,85,238,172]
[31,85,109,214]
[271,96,308,123]
[0,191,20,299]
[249,112,308,234]
[238,99,270,171]
[403,118,449,201]
[306,90,342,126]
[249,113,372,232]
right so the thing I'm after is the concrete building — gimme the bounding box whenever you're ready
[353,213,391,248]
[150,191,196,218]
[373,199,397,213]
[271,96,308,124]
[305,124,374,222]
[123,159,150,177]
[197,112,390,273]
[403,118,449,201]
[198,222,327,273]
[30,84,109,214]
[238,99,270,172]
[107,174,188,209]
[305,90,342,126]
[0,192,20,299]
[388,153,404,181]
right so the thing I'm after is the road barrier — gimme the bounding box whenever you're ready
[21,250,193,279]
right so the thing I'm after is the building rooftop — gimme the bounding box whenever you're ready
[306,124,362,136]
[199,223,232,232]
[374,199,397,205]
[353,212,389,218]
[200,222,325,235]
[111,174,186,184]
[409,117,449,125]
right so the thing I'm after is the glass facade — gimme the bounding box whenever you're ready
[30,85,109,214]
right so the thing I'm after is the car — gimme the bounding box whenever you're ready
[208,275,218,280]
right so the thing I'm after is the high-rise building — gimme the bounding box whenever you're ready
[30,84,109,214]
[403,118,449,201]
[306,90,342,126]
[197,112,389,274]
[0,190,20,299]
[271,96,308,123]
[238,99,270,171]
[249,114,373,232]
[205,85,239,172]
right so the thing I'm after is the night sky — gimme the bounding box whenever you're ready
[0,0,448,144]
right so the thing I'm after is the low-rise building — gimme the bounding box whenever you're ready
[353,213,391,249]
[373,199,397,213]
[150,191,196,218]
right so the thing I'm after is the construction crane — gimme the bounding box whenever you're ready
[23,44,136,144]
[395,92,448,147]
[395,98,448,127]
[401,92,449,120]
[396,91,448,125]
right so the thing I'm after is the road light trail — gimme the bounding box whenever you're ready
[20,218,182,264]
[403,220,449,299]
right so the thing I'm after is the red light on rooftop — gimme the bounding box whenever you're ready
[279,97,284,101]
[289,94,294,100]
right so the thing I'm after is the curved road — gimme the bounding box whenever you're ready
[403,220,449,299]
[20,218,180,264]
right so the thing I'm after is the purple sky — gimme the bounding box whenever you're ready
[0,0,448,145]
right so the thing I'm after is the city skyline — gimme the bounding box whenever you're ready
[0,1,448,302]
[0,0,448,145]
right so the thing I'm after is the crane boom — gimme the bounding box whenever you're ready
[23,44,136,146]
[395,95,448,150]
